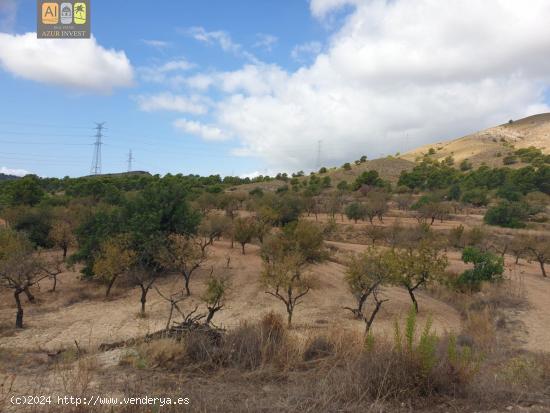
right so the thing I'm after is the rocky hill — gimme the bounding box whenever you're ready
[401,113,550,168]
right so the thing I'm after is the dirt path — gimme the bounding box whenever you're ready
[507,260,550,353]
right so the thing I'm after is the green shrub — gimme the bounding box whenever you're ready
[461,188,488,206]
[459,159,473,171]
[457,247,504,290]
[484,200,528,228]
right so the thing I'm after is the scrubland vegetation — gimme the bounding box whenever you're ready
[1,150,549,411]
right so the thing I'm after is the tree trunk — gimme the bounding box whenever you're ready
[62,245,68,260]
[408,288,419,313]
[538,259,547,278]
[24,287,35,303]
[105,277,116,297]
[365,299,385,334]
[184,276,191,296]
[140,287,147,314]
[51,275,57,292]
[287,309,293,327]
[241,243,245,255]
[166,305,174,330]
[357,294,367,317]
[14,290,23,329]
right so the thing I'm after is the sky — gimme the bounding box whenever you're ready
[0,0,550,178]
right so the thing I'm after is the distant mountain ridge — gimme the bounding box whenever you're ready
[0,173,20,181]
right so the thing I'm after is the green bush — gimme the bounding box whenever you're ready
[461,188,488,206]
[503,155,518,165]
[484,200,528,228]
[459,159,473,171]
[457,247,504,290]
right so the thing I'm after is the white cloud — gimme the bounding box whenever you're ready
[173,118,229,141]
[142,39,171,49]
[1,166,29,177]
[254,34,278,52]
[0,33,133,93]
[0,0,17,32]
[185,73,215,90]
[136,93,208,115]
[139,59,195,85]
[186,26,259,63]
[291,41,322,62]
[177,0,550,172]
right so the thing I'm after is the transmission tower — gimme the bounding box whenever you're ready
[316,140,322,167]
[90,122,105,175]
[127,149,133,172]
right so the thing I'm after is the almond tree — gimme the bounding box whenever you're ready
[233,217,257,254]
[0,229,47,328]
[49,211,76,260]
[93,236,136,297]
[261,220,325,326]
[344,248,391,333]
[202,274,229,325]
[196,214,231,256]
[524,235,549,278]
[388,242,448,313]
[159,234,206,296]
[129,263,161,315]
[262,250,314,327]
[39,254,64,292]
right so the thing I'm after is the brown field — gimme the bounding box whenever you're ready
[1,206,549,412]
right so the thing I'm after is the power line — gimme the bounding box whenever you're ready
[0,121,93,129]
[0,140,91,146]
[90,122,105,175]
[0,131,92,137]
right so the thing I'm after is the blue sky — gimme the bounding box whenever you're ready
[0,1,325,177]
[1,0,549,178]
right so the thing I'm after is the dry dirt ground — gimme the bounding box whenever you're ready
[1,210,549,354]
[0,239,461,354]
[1,212,550,412]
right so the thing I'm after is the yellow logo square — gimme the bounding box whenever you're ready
[41,3,59,25]
[74,3,86,24]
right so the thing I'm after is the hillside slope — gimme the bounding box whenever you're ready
[402,113,550,168]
